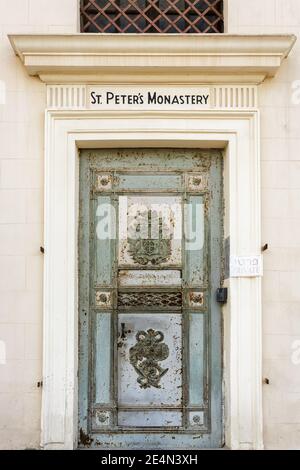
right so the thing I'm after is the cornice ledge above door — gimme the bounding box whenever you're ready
[8,33,296,85]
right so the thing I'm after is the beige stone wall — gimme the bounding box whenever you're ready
[227,0,300,450]
[0,0,299,450]
[0,0,78,450]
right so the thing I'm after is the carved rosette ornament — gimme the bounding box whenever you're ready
[187,173,208,191]
[189,291,204,307]
[129,329,169,389]
[96,173,112,191]
[95,291,112,307]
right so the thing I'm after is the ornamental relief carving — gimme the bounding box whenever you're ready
[129,329,169,389]
[118,291,182,308]
[128,209,172,266]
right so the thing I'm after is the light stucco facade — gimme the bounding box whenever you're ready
[0,0,300,450]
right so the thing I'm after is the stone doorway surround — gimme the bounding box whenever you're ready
[9,33,296,450]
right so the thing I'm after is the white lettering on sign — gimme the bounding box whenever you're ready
[230,256,263,278]
[88,87,211,110]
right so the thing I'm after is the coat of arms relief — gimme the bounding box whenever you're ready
[127,209,172,266]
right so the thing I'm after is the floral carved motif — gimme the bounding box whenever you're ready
[129,329,169,389]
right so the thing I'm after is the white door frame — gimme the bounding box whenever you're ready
[41,109,262,450]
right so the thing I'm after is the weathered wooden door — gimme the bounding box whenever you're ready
[78,149,223,449]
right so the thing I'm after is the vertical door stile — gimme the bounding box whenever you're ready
[89,163,96,433]
[182,184,188,430]
[112,171,118,428]
[204,186,211,427]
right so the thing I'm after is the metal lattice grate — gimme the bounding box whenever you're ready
[80,0,224,34]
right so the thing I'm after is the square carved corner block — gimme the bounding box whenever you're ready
[189,291,204,308]
[187,174,208,192]
[93,410,111,429]
[95,291,112,308]
[189,411,205,429]
[96,173,113,191]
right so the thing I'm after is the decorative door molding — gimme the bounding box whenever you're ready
[41,108,262,450]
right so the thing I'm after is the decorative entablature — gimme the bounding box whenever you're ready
[44,83,259,110]
[8,33,296,112]
[9,34,296,86]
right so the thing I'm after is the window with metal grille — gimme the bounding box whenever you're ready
[80,0,224,34]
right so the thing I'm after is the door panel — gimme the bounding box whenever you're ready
[117,173,182,191]
[118,195,182,267]
[95,195,114,286]
[78,148,223,449]
[118,313,182,407]
[118,411,183,428]
[189,314,205,406]
[94,312,111,405]
[185,195,207,286]
[118,270,182,287]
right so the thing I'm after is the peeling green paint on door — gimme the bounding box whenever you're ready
[78,149,224,449]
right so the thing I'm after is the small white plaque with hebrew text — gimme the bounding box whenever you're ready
[230,255,263,278]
